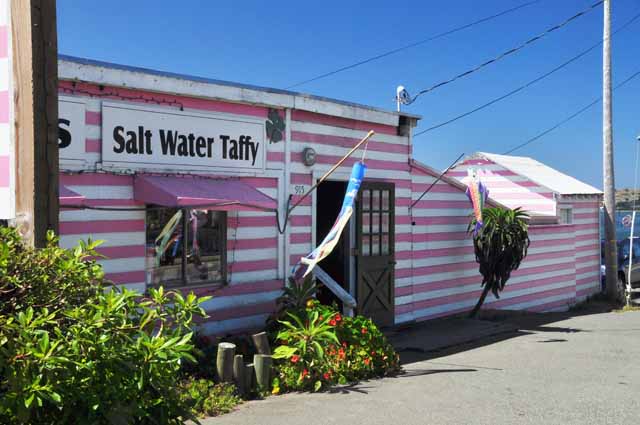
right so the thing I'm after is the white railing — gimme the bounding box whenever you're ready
[312,266,357,317]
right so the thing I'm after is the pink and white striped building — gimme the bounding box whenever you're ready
[0,2,13,220]
[54,56,602,336]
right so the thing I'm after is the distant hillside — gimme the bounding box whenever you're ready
[617,188,640,209]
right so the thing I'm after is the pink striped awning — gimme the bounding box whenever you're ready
[134,175,277,212]
[59,186,85,207]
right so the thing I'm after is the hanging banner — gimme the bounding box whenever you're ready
[466,169,489,235]
[295,161,367,278]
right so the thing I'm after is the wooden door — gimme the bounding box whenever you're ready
[356,182,395,327]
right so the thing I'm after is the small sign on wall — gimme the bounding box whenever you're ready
[101,102,266,172]
[291,184,309,196]
[58,97,86,162]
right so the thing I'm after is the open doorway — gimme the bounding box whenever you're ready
[315,180,352,309]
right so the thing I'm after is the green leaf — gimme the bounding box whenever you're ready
[273,346,298,359]
[50,392,62,404]
[314,380,322,392]
[25,393,35,408]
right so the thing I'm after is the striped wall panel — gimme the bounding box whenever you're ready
[405,162,601,324]
[0,2,11,219]
[59,172,281,336]
[559,196,602,300]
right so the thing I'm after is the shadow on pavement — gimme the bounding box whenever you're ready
[392,298,616,366]
[396,368,477,378]
[326,383,372,395]
[536,338,568,343]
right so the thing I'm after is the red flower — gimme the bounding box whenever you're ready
[291,355,300,363]
[364,358,371,365]
[361,327,368,335]
[371,351,376,356]
[329,319,337,326]
[323,372,331,380]
[334,314,342,322]
[338,348,345,358]
[301,369,309,378]
[342,342,347,348]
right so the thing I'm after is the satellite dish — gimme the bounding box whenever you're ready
[396,86,411,105]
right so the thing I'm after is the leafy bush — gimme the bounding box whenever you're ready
[0,228,211,424]
[265,275,317,336]
[0,228,105,316]
[272,300,400,393]
[272,307,339,392]
[178,379,241,418]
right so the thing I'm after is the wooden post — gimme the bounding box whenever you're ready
[253,354,272,391]
[11,0,59,246]
[215,342,236,383]
[244,363,255,394]
[232,354,245,396]
[602,0,618,301]
[251,332,271,355]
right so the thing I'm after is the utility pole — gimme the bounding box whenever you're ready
[602,0,618,301]
[11,0,59,247]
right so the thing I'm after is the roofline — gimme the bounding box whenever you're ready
[414,159,563,221]
[409,159,509,210]
[58,55,421,126]
[469,152,603,196]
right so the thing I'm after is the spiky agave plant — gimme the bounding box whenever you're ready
[468,207,530,318]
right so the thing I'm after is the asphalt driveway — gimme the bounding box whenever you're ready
[205,308,640,425]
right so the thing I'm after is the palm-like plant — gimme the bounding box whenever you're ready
[468,207,530,318]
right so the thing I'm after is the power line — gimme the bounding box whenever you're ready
[502,69,640,155]
[285,0,543,89]
[406,0,603,104]
[413,11,640,138]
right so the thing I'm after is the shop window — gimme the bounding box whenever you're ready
[146,207,226,287]
[559,207,573,225]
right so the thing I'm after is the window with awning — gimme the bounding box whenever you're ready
[134,175,277,212]
[136,175,275,288]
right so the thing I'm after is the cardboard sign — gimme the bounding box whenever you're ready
[101,102,265,171]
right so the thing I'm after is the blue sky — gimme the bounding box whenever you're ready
[57,0,639,189]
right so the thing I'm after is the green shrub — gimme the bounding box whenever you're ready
[0,228,211,424]
[265,275,317,337]
[272,300,400,393]
[0,227,105,316]
[272,307,340,392]
[178,379,241,418]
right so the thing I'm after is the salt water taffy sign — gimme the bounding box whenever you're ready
[101,102,265,171]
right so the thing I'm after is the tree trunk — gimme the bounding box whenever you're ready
[469,283,492,318]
